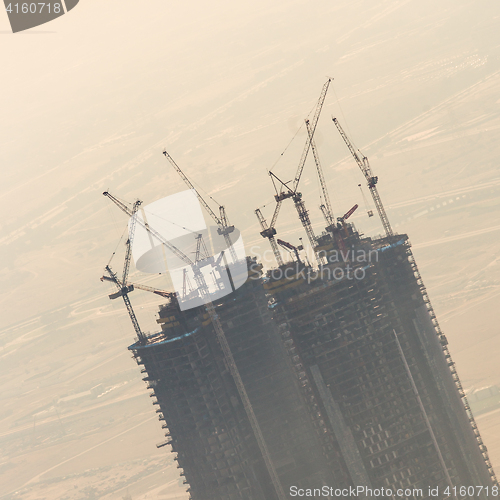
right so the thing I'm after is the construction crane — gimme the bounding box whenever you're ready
[102,198,146,342]
[338,204,358,237]
[122,200,142,286]
[332,117,393,237]
[255,206,284,267]
[103,191,286,500]
[104,265,146,342]
[304,120,362,255]
[290,78,332,192]
[358,183,374,218]
[101,275,175,299]
[267,79,332,257]
[163,150,237,262]
[102,196,178,301]
[277,239,302,264]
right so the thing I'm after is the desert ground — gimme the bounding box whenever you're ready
[1,0,499,498]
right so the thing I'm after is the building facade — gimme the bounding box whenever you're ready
[265,226,497,499]
[127,224,497,499]
[128,259,351,499]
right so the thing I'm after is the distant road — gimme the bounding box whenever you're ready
[412,224,500,249]
[387,178,500,210]
[25,415,157,486]
[0,390,145,441]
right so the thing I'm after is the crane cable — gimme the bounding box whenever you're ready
[269,88,323,175]
[269,120,305,174]
[358,184,372,215]
[106,224,128,267]
[331,82,358,151]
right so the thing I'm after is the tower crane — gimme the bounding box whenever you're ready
[304,118,361,254]
[332,117,393,237]
[305,118,335,230]
[304,116,354,258]
[102,199,146,342]
[102,194,180,301]
[276,79,331,247]
[102,198,176,299]
[101,275,175,299]
[122,200,142,286]
[289,78,331,193]
[104,265,146,342]
[258,79,331,264]
[163,150,237,262]
[338,204,358,237]
[277,239,302,264]
[255,206,284,267]
[103,191,286,500]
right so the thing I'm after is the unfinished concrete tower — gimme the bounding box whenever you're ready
[266,225,497,499]
[128,258,352,499]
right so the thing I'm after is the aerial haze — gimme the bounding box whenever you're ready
[1,0,499,498]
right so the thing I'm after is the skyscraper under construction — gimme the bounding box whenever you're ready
[263,224,497,498]
[128,259,353,500]
[125,230,497,500]
[106,86,497,497]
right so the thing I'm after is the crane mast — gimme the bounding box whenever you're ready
[122,200,142,285]
[269,170,319,259]
[105,265,146,343]
[104,191,286,500]
[255,207,284,267]
[163,150,237,261]
[319,204,332,227]
[332,117,393,237]
[293,194,317,250]
[104,197,145,343]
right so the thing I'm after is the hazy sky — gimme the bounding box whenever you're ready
[1,0,499,498]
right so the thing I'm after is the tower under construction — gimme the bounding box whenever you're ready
[104,90,497,497]
[128,258,353,499]
[263,223,497,498]
[125,229,497,499]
